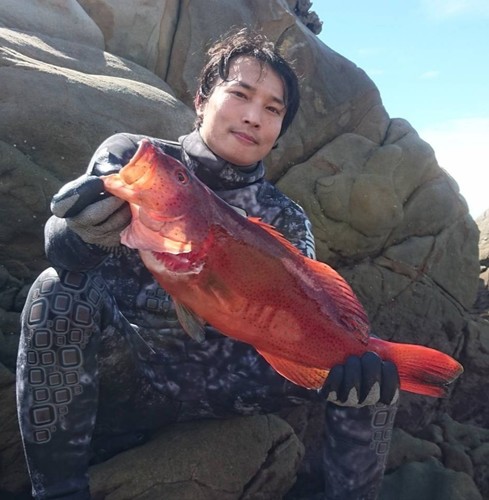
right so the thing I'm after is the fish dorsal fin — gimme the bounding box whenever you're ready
[304,258,370,345]
[174,301,206,343]
[257,348,329,390]
[247,217,304,257]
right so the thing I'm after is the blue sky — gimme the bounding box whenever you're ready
[313,0,488,218]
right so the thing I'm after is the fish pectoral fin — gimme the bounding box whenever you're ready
[256,348,329,390]
[174,301,206,343]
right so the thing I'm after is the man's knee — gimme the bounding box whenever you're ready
[21,267,112,334]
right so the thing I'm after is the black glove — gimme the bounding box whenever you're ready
[320,352,400,407]
[51,174,131,248]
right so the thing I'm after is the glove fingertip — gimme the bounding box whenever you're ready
[380,361,400,404]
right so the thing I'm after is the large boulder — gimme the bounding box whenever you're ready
[1,0,488,498]
[89,415,304,499]
[0,0,104,49]
[0,26,194,282]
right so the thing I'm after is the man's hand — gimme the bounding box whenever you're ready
[320,352,400,407]
[51,175,131,248]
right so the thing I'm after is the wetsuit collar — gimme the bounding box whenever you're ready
[179,130,265,190]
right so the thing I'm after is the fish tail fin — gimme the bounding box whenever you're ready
[369,337,463,398]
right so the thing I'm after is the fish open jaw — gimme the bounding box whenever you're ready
[153,249,203,273]
[151,228,216,274]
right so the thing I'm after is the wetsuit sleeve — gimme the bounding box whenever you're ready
[270,202,316,259]
[86,133,142,176]
[45,133,144,270]
[44,215,108,270]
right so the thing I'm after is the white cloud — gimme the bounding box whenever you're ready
[420,0,489,19]
[357,47,383,57]
[419,117,489,218]
[419,70,440,79]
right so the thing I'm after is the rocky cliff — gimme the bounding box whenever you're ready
[1,1,488,499]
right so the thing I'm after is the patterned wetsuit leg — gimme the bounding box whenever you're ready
[323,402,398,500]
[16,267,113,499]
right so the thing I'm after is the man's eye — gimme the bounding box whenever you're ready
[267,106,282,116]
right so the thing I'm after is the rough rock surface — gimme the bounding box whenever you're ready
[1,1,488,499]
[475,210,489,318]
[89,415,304,500]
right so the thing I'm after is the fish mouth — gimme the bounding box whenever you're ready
[119,139,160,185]
[150,228,215,273]
[153,249,203,273]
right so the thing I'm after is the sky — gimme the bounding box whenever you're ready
[313,0,488,219]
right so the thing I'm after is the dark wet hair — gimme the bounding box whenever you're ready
[195,28,300,138]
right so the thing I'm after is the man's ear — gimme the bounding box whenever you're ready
[194,93,205,116]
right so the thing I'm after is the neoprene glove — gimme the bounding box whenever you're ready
[51,174,131,248]
[320,352,400,407]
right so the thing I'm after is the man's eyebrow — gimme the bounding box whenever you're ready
[229,79,285,106]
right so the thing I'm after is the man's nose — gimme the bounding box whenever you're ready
[243,104,262,127]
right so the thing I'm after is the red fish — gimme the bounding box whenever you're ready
[101,139,463,397]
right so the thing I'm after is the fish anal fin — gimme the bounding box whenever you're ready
[174,301,206,343]
[257,348,329,390]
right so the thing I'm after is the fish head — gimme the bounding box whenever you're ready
[102,139,213,256]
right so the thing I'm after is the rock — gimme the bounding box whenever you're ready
[89,415,304,499]
[440,442,473,476]
[449,318,489,428]
[277,119,479,307]
[438,414,489,498]
[0,141,60,282]
[387,428,441,471]
[0,313,21,372]
[0,0,104,49]
[380,457,482,500]
[477,209,489,264]
[475,211,489,317]
[0,363,29,494]
[0,27,194,182]
[77,0,180,79]
[293,0,323,34]
[0,27,195,282]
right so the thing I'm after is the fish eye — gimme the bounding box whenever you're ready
[176,169,189,184]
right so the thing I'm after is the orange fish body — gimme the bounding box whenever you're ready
[102,139,463,397]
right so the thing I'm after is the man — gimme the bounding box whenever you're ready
[17,29,399,499]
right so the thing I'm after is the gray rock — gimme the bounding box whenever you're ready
[0,363,29,494]
[477,210,489,263]
[77,0,180,80]
[89,415,304,500]
[0,0,104,48]
[380,457,482,500]
[387,428,442,471]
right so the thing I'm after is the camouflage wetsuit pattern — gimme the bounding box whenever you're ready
[17,131,396,499]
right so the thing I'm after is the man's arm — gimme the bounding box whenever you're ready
[45,133,143,270]
[44,215,109,270]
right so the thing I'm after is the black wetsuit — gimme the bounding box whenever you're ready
[17,131,396,499]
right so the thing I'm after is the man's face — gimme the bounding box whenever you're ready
[196,56,286,167]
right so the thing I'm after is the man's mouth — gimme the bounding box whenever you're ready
[232,131,258,145]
